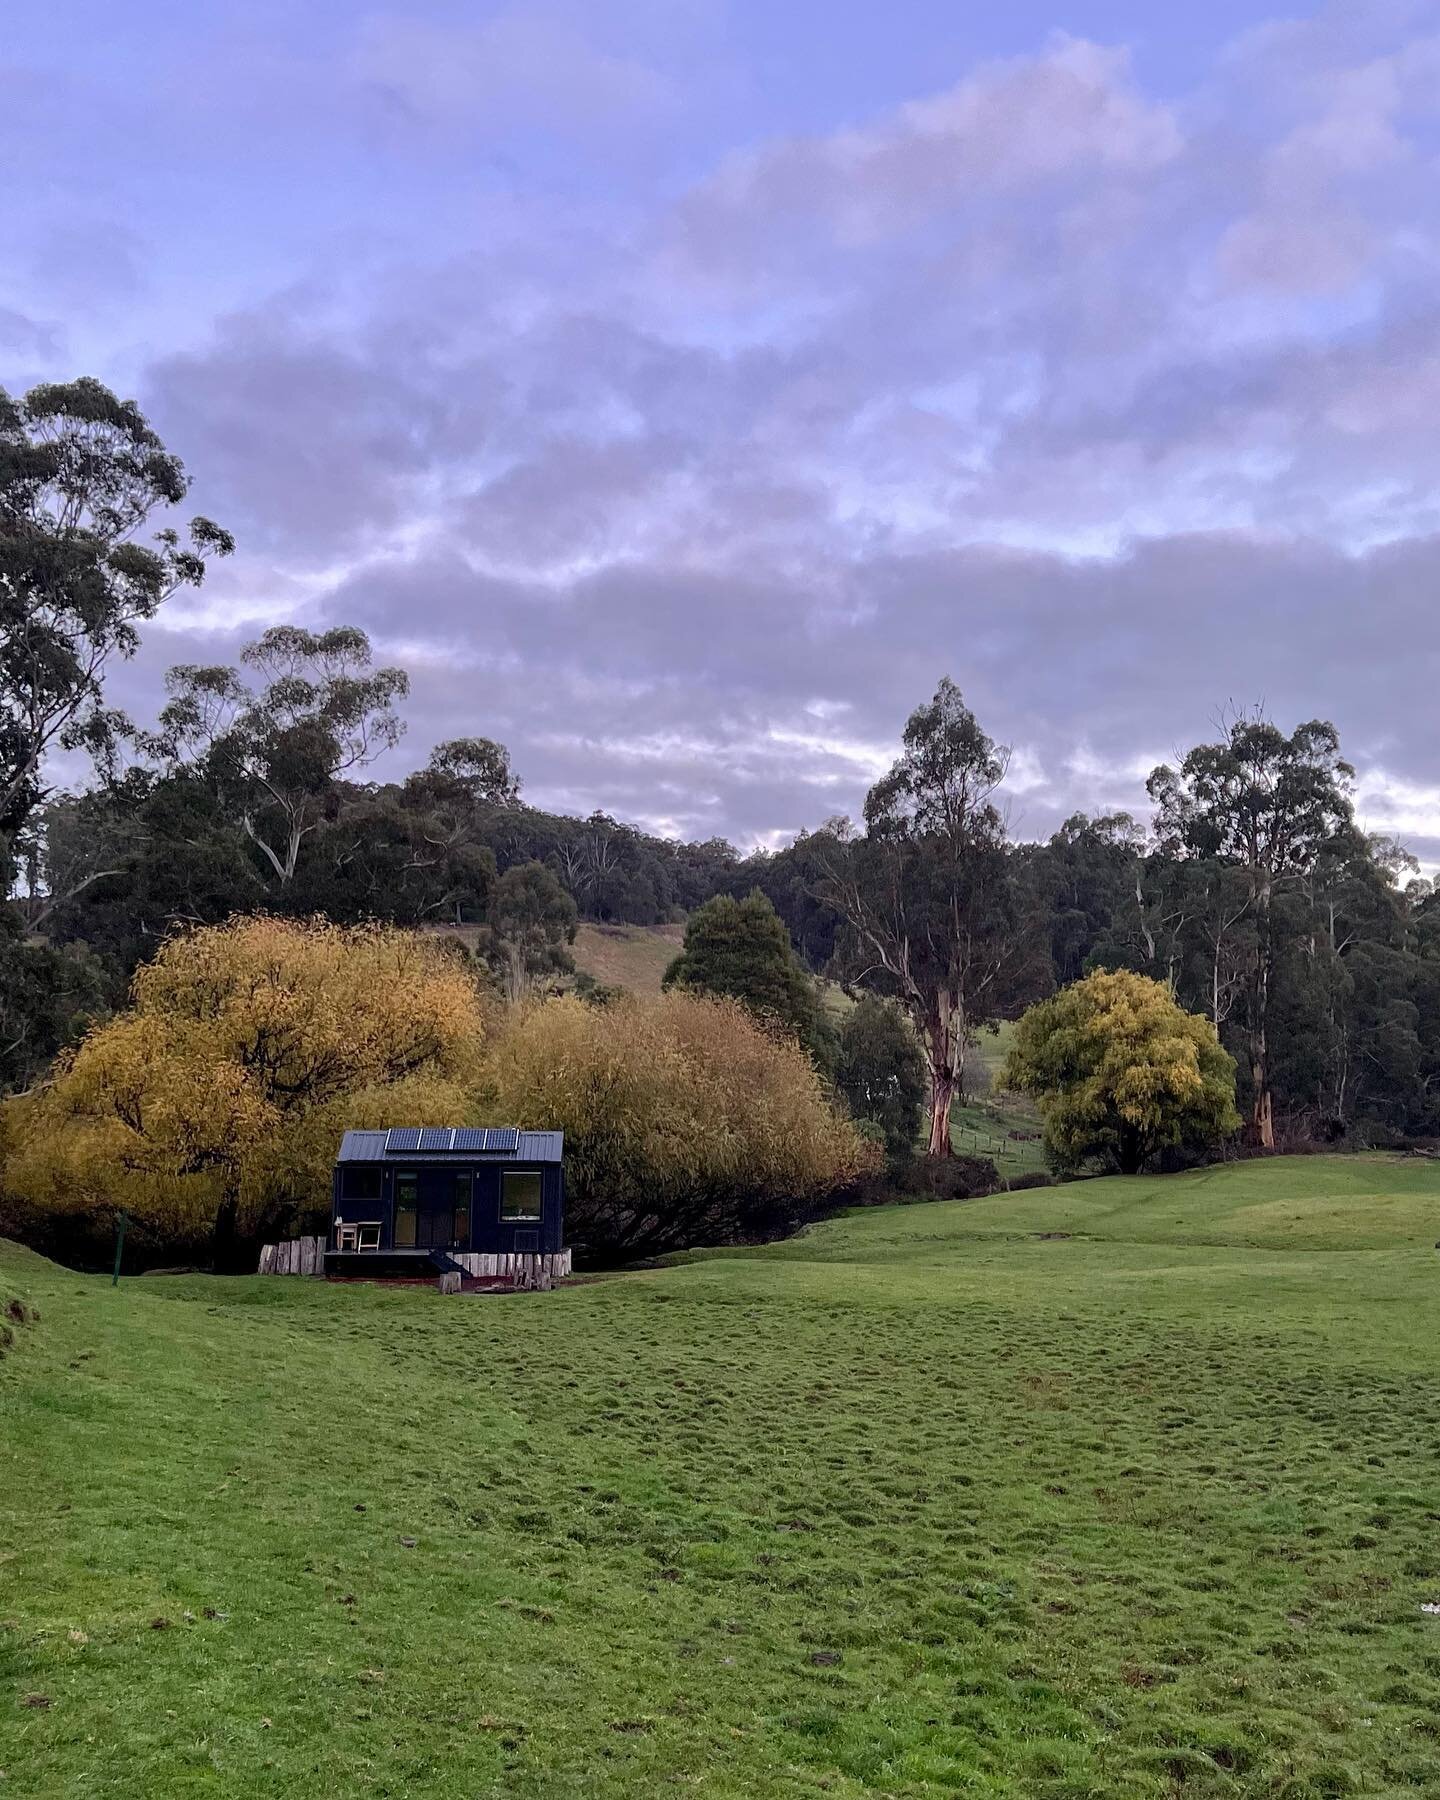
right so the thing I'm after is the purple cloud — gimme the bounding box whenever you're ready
[4,1,1439,856]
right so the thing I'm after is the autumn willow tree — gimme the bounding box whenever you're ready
[484,991,875,1260]
[815,679,1039,1156]
[1148,715,1354,1150]
[1,917,486,1265]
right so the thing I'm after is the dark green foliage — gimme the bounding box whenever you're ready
[572,969,623,1007]
[0,378,232,854]
[900,1152,1000,1200]
[413,736,519,811]
[835,995,927,1162]
[1014,812,1145,987]
[0,378,233,1075]
[727,831,842,969]
[1149,714,1355,1147]
[1005,1168,1055,1191]
[37,771,262,982]
[663,890,832,1065]
[0,911,108,1092]
[1019,785,1440,1148]
[480,861,578,1000]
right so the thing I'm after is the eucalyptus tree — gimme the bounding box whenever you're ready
[0,377,232,856]
[149,625,408,890]
[1148,714,1354,1149]
[815,679,1039,1156]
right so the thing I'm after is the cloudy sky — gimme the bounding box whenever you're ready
[5,1,1440,857]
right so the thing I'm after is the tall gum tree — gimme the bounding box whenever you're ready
[0,377,232,857]
[1148,714,1354,1150]
[815,679,1039,1157]
[149,625,408,889]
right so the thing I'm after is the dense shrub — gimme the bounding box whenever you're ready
[0,917,487,1267]
[898,1153,1001,1202]
[848,1150,1002,1208]
[1004,1170,1055,1192]
[484,991,876,1261]
[663,890,834,1070]
[834,996,927,1164]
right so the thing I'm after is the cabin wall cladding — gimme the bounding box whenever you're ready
[259,1240,573,1282]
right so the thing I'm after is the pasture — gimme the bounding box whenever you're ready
[572,921,685,995]
[4,1155,1440,1796]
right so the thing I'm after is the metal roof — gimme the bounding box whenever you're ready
[336,1128,563,1164]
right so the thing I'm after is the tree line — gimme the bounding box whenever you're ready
[6,376,1438,1162]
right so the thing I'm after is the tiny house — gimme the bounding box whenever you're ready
[328,1127,568,1281]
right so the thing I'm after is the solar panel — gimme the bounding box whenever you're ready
[418,1127,453,1151]
[386,1127,423,1152]
[450,1126,520,1153]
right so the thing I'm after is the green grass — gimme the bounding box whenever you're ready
[947,1026,1046,1177]
[943,1029,1044,1180]
[947,1096,1048,1178]
[5,1155,1440,1796]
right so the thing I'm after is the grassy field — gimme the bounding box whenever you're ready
[5,1156,1440,1797]
[947,1023,1047,1177]
[571,922,685,995]
[423,920,685,997]
[947,1098,1047,1179]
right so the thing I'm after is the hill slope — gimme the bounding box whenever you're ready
[4,1155,1439,1797]
[571,921,683,994]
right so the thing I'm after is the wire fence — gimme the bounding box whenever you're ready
[951,1125,1046,1166]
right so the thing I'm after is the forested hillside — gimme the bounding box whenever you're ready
[13,647,1440,1148]
[5,379,1439,1154]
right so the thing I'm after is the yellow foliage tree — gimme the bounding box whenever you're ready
[484,990,877,1259]
[1,917,487,1263]
[1003,970,1240,1175]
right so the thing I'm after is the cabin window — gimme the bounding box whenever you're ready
[453,1172,471,1245]
[394,1171,419,1247]
[500,1169,543,1221]
[342,1165,383,1201]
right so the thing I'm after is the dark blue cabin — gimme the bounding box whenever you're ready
[328,1126,565,1279]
